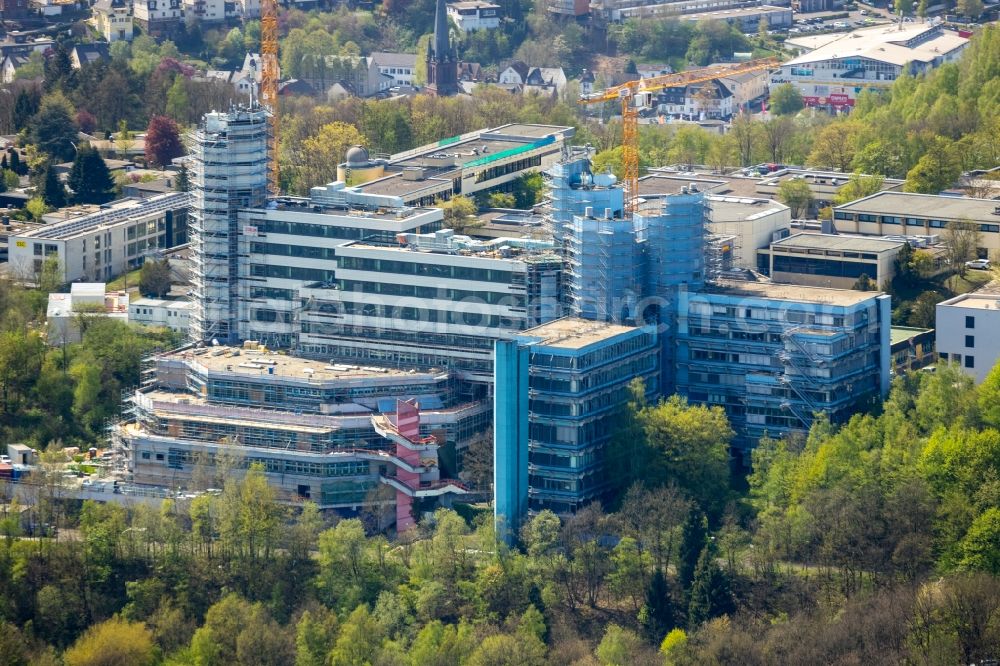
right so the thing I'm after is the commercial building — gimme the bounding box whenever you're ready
[447,1,501,31]
[936,292,1000,382]
[335,123,574,207]
[129,297,193,333]
[764,233,903,289]
[189,107,269,344]
[115,344,481,525]
[494,318,659,531]
[8,193,191,284]
[47,283,129,345]
[773,23,969,110]
[833,193,1000,257]
[676,281,891,455]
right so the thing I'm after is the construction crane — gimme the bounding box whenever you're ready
[579,58,779,214]
[261,0,280,194]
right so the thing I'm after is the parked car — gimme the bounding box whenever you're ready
[966,259,992,270]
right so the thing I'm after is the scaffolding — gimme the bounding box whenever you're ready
[189,108,269,345]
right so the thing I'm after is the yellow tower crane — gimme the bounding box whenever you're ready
[579,58,779,214]
[261,0,280,194]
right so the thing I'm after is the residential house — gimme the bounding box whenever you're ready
[655,67,767,119]
[579,69,595,95]
[447,1,501,31]
[370,52,417,87]
[70,43,110,69]
[302,56,392,98]
[0,0,30,20]
[132,0,183,37]
[181,0,224,22]
[498,61,567,96]
[0,55,29,84]
[92,0,133,42]
[278,79,316,97]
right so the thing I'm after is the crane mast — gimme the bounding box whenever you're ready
[261,0,280,194]
[580,58,779,214]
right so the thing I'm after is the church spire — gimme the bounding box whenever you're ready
[433,0,451,61]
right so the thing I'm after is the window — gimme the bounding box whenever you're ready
[966,315,975,329]
[966,335,975,348]
[965,355,975,369]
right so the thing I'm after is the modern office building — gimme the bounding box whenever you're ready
[115,344,482,524]
[774,23,969,110]
[339,124,574,207]
[676,281,891,457]
[189,107,269,344]
[764,233,904,289]
[296,230,563,383]
[936,292,1000,383]
[8,193,190,284]
[890,326,936,376]
[833,193,1000,257]
[236,183,446,348]
[494,318,659,532]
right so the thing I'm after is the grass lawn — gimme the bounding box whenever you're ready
[106,268,142,293]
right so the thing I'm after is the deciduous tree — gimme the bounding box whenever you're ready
[145,115,185,169]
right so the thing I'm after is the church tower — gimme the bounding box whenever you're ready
[425,0,459,96]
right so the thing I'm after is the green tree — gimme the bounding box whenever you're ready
[852,273,876,291]
[639,568,675,643]
[959,508,1000,573]
[978,364,1000,430]
[139,259,172,298]
[807,120,861,172]
[317,519,375,611]
[63,618,156,666]
[687,542,734,628]
[466,632,546,666]
[31,93,77,161]
[833,173,885,206]
[904,137,961,194]
[777,178,814,217]
[328,605,384,666]
[487,192,516,208]
[175,163,190,192]
[678,508,707,593]
[908,291,943,328]
[67,145,115,205]
[437,195,478,233]
[511,172,545,208]
[40,163,66,208]
[768,83,804,116]
[595,624,644,666]
[957,0,983,17]
[637,396,733,513]
[297,122,368,194]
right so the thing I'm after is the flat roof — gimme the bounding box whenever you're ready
[835,192,1000,221]
[706,279,881,305]
[130,297,194,309]
[269,195,438,220]
[708,196,788,222]
[890,325,933,346]
[783,23,968,68]
[521,317,640,349]
[681,4,789,19]
[17,192,191,241]
[938,293,1000,311]
[772,232,902,253]
[181,346,443,381]
[448,0,501,7]
[641,171,762,198]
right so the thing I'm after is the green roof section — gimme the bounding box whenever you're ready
[463,136,555,169]
[438,135,462,147]
[890,326,933,346]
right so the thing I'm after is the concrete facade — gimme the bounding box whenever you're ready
[936,293,1000,383]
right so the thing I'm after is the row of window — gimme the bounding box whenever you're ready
[834,210,1000,234]
[337,256,515,284]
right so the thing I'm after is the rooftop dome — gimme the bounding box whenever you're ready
[345,145,370,166]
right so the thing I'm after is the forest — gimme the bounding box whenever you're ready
[3,363,1000,664]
